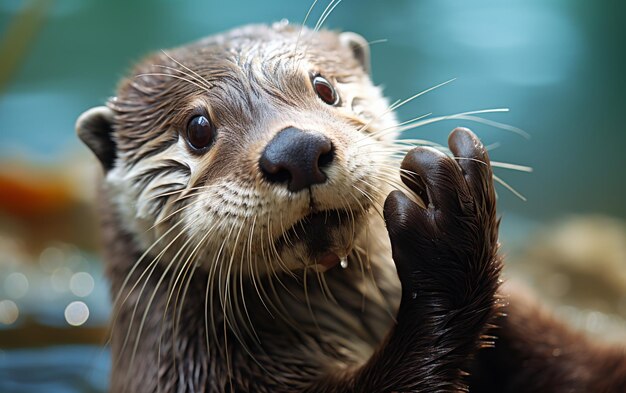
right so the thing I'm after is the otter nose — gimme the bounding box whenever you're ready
[259,127,334,192]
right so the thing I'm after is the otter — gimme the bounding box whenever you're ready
[76,23,626,392]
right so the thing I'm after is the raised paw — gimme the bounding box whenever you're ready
[384,127,500,306]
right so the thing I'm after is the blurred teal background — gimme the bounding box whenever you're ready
[1,0,624,218]
[0,1,624,392]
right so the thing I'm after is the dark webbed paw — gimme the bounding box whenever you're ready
[384,127,500,309]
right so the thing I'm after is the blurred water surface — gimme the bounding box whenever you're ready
[0,1,624,392]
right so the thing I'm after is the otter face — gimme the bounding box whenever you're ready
[77,23,400,275]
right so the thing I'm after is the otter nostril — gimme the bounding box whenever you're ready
[259,127,333,192]
[318,148,334,169]
[261,166,292,185]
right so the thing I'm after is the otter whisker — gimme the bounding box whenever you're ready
[358,79,456,134]
[163,214,222,360]
[144,186,188,202]
[374,151,531,202]
[245,214,273,317]
[160,50,214,91]
[359,138,441,153]
[249,215,284,318]
[317,265,338,305]
[259,216,286,322]
[221,221,248,334]
[455,114,529,139]
[127,215,205,377]
[367,38,389,45]
[242,214,265,341]
[135,72,211,94]
[388,108,524,137]
[159,237,200,392]
[145,184,212,201]
[174,250,198,331]
[303,265,322,333]
[344,190,370,306]
[350,184,379,212]
[493,174,527,201]
[352,243,397,323]
[490,161,533,172]
[150,184,248,231]
[485,141,501,151]
[364,172,412,200]
[371,141,532,199]
[352,245,368,312]
[170,261,200,370]
[214,220,236,322]
[118,216,195,311]
[265,238,301,330]
[113,216,201,372]
[267,215,297,281]
[258,218,302,332]
[391,138,442,146]
[452,156,534,175]
[313,0,343,33]
[222,221,269,372]
[150,198,201,229]
[272,212,298,280]
[204,219,235,380]
[152,63,212,93]
[354,112,432,145]
[336,190,359,254]
[158,208,219,368]
[350,183,387,223]
[363,108,528,148]
[279,210,296,249]
[106,218,187,348]
[150,64,213,96]
[294,0,320,54]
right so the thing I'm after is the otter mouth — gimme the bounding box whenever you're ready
[276,208,361,270]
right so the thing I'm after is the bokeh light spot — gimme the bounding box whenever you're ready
[70,272,95,297]
[51,267,73,292]
[64,301,89,326]
[0,299,19,325]
[4,272,29,298]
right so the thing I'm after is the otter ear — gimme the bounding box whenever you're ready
[339,32,371,74]
[76,105,116,171]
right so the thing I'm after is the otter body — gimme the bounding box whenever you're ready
[77,23,626,392]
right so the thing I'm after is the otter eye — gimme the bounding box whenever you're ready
[186,115,215,151]
[312,75,339,106]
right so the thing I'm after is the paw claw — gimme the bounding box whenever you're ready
[400,146,467,213]
[448,127,495,209]
[448,127,488,169]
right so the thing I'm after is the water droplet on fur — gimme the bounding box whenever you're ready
[340,257,348,269]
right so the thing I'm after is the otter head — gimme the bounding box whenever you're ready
[76,23,399,276]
